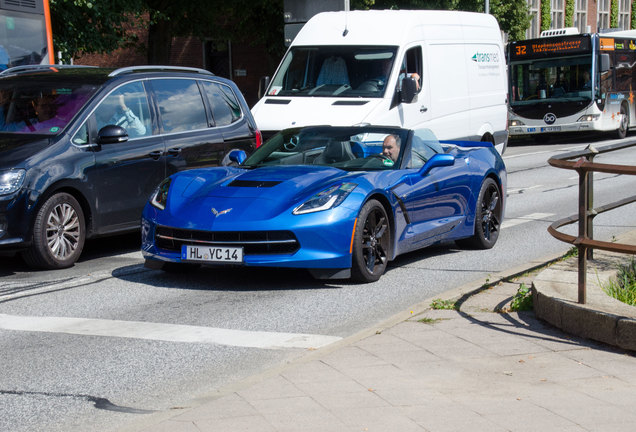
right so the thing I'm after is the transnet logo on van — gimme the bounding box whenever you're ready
[472,52,500,63]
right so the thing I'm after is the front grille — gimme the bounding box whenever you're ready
[155,226,299,255]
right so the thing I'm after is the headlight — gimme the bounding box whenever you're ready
[150,178,171,210]
[293,182,357,215]
[0,169,26,195]
[509,119,525,127]
[577,114,600,122]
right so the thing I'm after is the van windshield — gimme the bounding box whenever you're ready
[0,82,97,134]
[267,46,398,98]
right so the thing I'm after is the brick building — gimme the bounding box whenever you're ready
[526,0,633,39]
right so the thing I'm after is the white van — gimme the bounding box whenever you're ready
[251,10,509,154]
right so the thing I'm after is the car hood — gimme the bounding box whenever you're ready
[166,165,385,224]
[0,134,51,169]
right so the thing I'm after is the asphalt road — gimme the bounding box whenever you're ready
[2,133,636,432]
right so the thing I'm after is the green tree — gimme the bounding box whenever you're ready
[540,0,551,32]
[50,0,143,63]
[565,0,574,27]
[611,0,619,28]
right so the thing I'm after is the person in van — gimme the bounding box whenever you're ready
[97,92,146,137]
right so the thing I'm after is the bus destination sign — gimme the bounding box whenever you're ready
[509,35,591,60]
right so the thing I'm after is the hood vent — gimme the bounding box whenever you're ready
[228,179,282,188]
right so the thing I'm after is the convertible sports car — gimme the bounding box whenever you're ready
[141,125,506,282]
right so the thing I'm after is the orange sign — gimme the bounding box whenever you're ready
[600,38,615,51]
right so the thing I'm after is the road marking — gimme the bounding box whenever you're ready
[0,313,342,350]
[502,212,554,229]
[507,184,543,195]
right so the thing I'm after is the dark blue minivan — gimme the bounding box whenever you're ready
[0,65,261,269]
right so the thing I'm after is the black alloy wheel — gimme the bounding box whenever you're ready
[351,199,390,282]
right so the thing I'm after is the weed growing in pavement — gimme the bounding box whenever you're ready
[418,317,446,324]
[509,283,533,311]
[602,258,636,306]
[430,298,458,310]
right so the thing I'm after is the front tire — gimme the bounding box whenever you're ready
[457,178,502,250]
[616,104,629,139]
[351,199,390,282]
[22,192,86,269]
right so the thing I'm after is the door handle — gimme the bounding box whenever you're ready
[420,106,428,113]
[167,147,182,156]
[148,150,162,160]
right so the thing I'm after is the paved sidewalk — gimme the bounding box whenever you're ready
[119,244,636,432]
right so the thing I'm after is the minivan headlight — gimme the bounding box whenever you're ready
[150,178,171,210]
[0,169,26,195]
[293,183,357,215]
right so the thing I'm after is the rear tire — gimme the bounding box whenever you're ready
[351,199,390,283]
[22,193,85,269]
[457,178,502,250]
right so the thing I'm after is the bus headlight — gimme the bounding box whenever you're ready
[577,114,600,122]
[509,119,525,127]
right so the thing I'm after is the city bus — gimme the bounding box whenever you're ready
[0,0,53,70]
[507,28,636,140]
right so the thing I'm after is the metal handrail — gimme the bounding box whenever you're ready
[547,138,636,304]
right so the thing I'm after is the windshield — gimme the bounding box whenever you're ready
[243,126,410,171]
[0,82,97,134]
[509,55,594,106]
[267,46,398,98]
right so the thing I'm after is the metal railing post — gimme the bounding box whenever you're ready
[585,146,598,260]
[578,162,588,304]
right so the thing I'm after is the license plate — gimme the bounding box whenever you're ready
[181,245,244,263]
[541,126,561,132]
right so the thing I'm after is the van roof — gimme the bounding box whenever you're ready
[292,10,501,47]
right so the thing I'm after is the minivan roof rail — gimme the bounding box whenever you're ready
[109,65,214,77]
[0,64,98,76]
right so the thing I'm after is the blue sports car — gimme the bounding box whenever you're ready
[141,125,506,282]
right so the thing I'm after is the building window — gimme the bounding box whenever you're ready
[527,0,540,38]
[618,0,631,30]
[551,0,564,29]
[574,0,587,32]
[598,0,610,30]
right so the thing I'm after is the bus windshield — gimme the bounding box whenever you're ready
[266,46,398,98]
[509,56,594,106]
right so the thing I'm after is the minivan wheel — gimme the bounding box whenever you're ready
[22,193,86,269]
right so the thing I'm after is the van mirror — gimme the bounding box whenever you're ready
[599,53,610,72]
[258,76,271,99]
[97,125,128,144]
[400,77,418,104]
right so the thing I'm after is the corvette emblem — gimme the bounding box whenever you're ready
[211,207,232,216]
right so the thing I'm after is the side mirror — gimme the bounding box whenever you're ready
[97,125,128,144]
[599,53,610,72]
[418,153,454,176]
[258,76,271,99]
[400,76,418,104]
[228,149,247,165]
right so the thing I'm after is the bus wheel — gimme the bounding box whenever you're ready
[617,104,629,139]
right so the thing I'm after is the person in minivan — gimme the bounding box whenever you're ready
[96,92,146,137]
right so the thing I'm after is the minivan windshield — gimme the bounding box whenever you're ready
[0,82,97,134]
[267,46,398,98]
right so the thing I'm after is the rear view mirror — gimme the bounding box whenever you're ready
[599,53,610,72]
[258,76,271,99]
[400,77,418,104]
[97,125,128,144]
[228,149,247,165]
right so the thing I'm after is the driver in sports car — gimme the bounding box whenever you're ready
[381,134,401,163]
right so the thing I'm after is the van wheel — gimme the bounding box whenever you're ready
[22,193,85,269]
[617,104,629,139]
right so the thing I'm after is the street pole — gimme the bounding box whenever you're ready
[485,0,489,14]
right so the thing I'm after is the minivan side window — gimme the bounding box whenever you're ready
[153,79,208,133]
[92,81,151,139]
[202,81,242,126]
